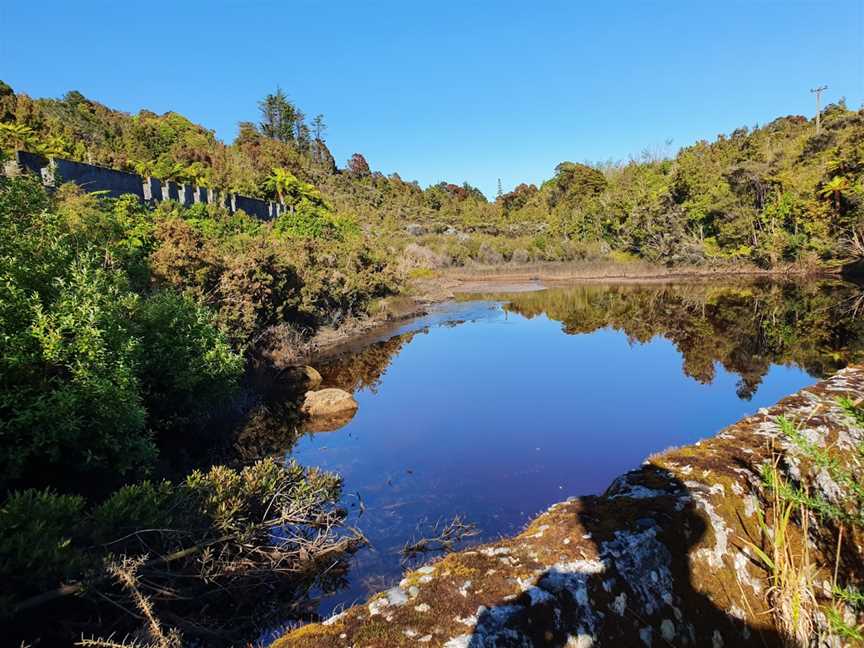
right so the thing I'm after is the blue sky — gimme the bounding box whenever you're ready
[2,1,862,197]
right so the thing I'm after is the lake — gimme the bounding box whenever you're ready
[271,278,864,624]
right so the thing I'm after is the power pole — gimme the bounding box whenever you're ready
[810,85,828,134]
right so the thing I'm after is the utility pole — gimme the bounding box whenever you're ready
[810,85,828,134]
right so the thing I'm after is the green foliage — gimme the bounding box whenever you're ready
[133,291,243,429]
[4,86,864,268]
[1,458,347,621]
[1,248,154,491]
[0,489,87,596]
[88,480,177,545]
[0,177,245,496]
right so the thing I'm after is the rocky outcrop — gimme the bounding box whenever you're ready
[274,366,864,647]
[400,243,451,270]
[301,388,358,432]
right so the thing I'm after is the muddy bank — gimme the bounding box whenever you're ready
[273,366,864,647]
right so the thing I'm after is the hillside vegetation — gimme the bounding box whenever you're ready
[2,82,863,270]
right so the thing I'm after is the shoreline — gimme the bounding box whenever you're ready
[305,263,851,362]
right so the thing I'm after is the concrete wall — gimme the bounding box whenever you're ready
[52,158,145,200]
[12,151,284,221]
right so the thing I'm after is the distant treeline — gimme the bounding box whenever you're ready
[2,81,863,268]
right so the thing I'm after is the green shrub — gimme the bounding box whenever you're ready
[88,480,178,546]
[0,489,87,598]
[133,291,243,430]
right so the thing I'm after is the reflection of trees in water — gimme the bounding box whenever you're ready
[232,280,864,464]
[230,333,419,462]
[233,396,306,463]
[498,280,864,400]
[317,331,421,393]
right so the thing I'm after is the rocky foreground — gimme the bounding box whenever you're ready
[275,367,864,647]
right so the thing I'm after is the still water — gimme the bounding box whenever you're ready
[281,279,864,618]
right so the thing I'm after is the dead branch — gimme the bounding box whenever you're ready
[400,515,480,564]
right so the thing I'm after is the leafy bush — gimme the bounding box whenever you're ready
[133,291,243,429]
[0,489,87,597]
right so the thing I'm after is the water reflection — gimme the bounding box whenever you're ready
[269,278,863,622]
[471,279,864,399]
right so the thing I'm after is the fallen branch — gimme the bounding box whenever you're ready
[401,515,479,564]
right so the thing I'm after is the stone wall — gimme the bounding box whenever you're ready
[13,150,284,220]
[274,366,864,647]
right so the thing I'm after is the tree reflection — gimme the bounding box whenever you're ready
[491,279,864,399]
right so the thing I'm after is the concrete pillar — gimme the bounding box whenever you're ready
[178,183,194,207]
[162,180,179,202]
[143,177,161,202]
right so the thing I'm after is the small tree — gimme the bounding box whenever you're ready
[258,87,298,144]
[819,176,849,213]
[312,114,327,141]
[346,153,371,178]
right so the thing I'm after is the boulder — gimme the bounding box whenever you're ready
[406,223,426,236]
[301,388,358,419]
[477,242,504,265]
[511,248,531,264]
[282,365,322,390]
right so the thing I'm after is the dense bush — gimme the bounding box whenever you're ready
[0,171,395,641]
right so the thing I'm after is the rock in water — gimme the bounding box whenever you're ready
[301,388,358,432]
[283,365,322,390]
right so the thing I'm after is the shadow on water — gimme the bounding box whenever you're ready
[467,468,784,647]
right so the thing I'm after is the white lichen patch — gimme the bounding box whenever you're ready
[612,592,627,616]
[601,527,674,616]
[733,551,762,593]
[443,635,471,648]
[660,618,676,641]
[686,483,730,570]
[532,524,550,538]
[368,597,389,616]
[609,484,667,500]
[415,603,431,613]
[524,585,555,606]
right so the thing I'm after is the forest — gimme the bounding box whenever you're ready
[2,81,864,645]
[2,81,864,270]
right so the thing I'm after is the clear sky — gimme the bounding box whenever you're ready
[2,1,863,197]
